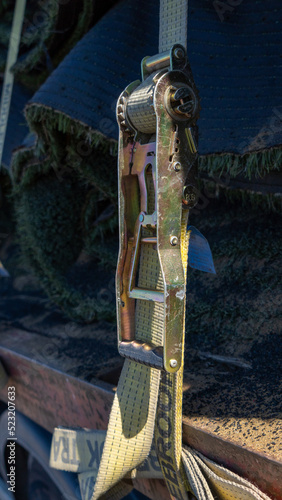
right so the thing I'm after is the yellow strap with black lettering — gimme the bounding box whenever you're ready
[154,212,190,500]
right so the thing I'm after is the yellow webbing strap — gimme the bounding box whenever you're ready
[182,447,271,500]
[50,427,272,500]
[50,428,162,479]
[92,361,160,498]
[0,0,26,167]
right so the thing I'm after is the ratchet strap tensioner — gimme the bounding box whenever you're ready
[116,42,199,374]
[85,15,202,496]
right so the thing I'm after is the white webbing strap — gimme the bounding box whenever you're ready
[159,0,188,52]
[0,0,26,168]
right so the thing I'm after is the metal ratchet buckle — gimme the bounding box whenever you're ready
[116,45,200,373]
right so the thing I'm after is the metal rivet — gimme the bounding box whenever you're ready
[170,359,178,368]
[173,162,181,172]
[182,185,198,209]
[173,47,185,60]
[139,213,144,222]
[170,236,178,246]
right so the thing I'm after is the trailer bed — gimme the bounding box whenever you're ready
[0,278,281,500]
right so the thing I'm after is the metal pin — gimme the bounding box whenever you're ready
[173,162,181,172]
[173,47,185,60]
[170,236,178,246]
[170,359,178,368]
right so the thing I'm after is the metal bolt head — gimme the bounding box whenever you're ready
[170,359,178,368]
[173,47,185,60]
[182,185,198,209]
[139,213,144,222]
[167,83,197,120]
[173,162,181,172]
[170,236,178,246]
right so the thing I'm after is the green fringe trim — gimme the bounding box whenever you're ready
[26,101,281,216]
[199,147,282,180]
[25,103,118,156]
[26,103,281,182]
[15,174,116,322]
[26,101,282,181]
